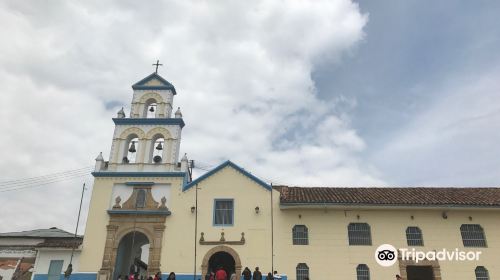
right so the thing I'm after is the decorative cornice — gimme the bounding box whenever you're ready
[92,172,186,178]
[113,118,185,128]
[107,210,171,216]
[199,232,245,245]
[125,182,155,186]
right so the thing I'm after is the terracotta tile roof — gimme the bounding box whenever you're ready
[274,186,500,207]
[36,238,82,248]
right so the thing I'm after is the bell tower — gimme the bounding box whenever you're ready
[95,71,187,173]
[81,68,191,280]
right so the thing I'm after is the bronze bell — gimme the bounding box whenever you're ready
[156,142,163,150]
[128,142,136,153]
[149,106,155,112]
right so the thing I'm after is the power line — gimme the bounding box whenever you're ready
[0,166,93,193]
[0,171,92,190]
[0,167,93,188]
[0,173,91,193]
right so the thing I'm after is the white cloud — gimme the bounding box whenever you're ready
[371,67,500,186]
[0,0,380,233]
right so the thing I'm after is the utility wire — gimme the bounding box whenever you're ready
[0,171,92,191]
[0,170,93,190]
[0,167,93,188]
[0,166,92,185]
[0,173,91,193]
[0,166,93,193]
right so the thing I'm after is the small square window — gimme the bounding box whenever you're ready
[214,199,234,226]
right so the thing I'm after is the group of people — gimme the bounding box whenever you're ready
[206,266,291,280]
[118,271,177,280]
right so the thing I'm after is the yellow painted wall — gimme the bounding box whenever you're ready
[79,166,500,280]
[274,207,500,280]
[161,166,273,274]
[78,176,185,273]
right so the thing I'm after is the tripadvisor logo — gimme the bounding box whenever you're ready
[375,244,398,267]
[375,244,483,267]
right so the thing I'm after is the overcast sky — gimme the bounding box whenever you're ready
[1,0,499,233]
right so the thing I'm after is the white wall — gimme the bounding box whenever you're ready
[32,249,81,277]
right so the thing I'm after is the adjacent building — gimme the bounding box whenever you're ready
[0,228,82,280]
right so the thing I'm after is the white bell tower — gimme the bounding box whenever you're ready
[94,68,187,173]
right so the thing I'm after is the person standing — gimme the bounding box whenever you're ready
[272,271,281,280]
[215,266,227,280]
[265,273,273,280]
[154,272,161,280]
[242,267,251,280]
[167,272,176,280]
[252,267,262,280]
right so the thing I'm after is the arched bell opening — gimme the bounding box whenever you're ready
[149,134,165,164]
[144,98,159,118]
[113,231,150,280]
[123,135,139,164]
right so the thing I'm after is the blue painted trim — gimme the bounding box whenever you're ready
[107,209,172,216]
[125,182,155,186]
[113,118,185,128]
[92,172,186,178]
[34,273,97,280]
[213,199,234,227]
[183,161,271,191]
[131,72,177,95]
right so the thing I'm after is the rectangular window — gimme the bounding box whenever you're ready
[348,223,372,246]
[48,260,64,280]
[214,199,233,226]
[292,225,309,245]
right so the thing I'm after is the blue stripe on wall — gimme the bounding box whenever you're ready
[161,274,287,280]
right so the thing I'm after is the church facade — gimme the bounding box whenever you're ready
[72,72,500,280]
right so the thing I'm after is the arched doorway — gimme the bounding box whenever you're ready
[202,246,241,278]
[114,231,150,280]
[208,252,235,276]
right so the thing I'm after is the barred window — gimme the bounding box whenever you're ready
[356,264,370,280]
[475,266,489,280]
[461,224,487,247]
[214,199,233,226]
[296,263,309,280]
[406,226,424,246]
[348,223,372,245]
[292,225,309,245]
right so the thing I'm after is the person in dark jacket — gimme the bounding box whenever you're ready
[252,267,261,280]
[242,267,251,280]
[265,273,273,280]
[167,272,176,280]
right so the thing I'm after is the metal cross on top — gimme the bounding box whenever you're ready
[152,59,163,74]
